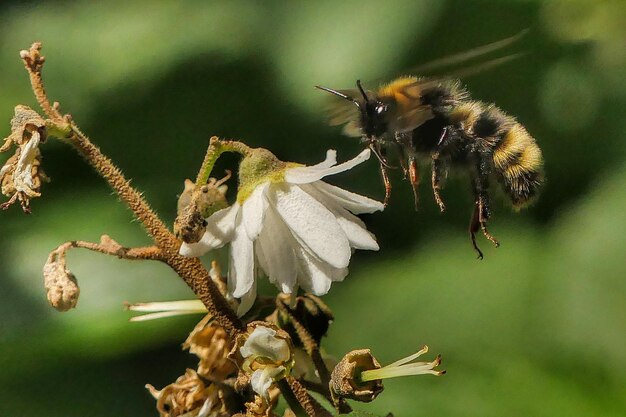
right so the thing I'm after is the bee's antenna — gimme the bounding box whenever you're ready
[315,85,361,109]
[356,80,370,103]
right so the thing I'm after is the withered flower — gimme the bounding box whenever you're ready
[146,369,229,417]
[0,105,49,212]
[43,248,79,312]
[183,314,237,381]
[330,346,444,403]
[231,322,294,400]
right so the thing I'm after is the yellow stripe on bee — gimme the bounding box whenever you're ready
[493,124,533,171]
[377,76,420,110]
[502,141,543,180]
[448,102,483,128]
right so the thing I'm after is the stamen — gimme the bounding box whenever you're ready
[360,348,444,382]
[386,345,429,368]
[126,300,208,321]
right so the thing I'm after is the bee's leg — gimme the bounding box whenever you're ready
[469,202,484,260]
[379,160,392,207]
[408,156,420,210]
[470,154,500,256]
[393,132,410,178]
[478,196,499,247]
[369,142,393,206]
[431,152,446,213]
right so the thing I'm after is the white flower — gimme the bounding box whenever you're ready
[180,148,384,316]
[240,325,293,399]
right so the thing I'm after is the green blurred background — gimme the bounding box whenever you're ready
[1,1,625,416]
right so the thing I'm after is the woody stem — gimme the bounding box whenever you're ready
[64,123,244,336]
[54,238,163,261]
[20,42,243,336]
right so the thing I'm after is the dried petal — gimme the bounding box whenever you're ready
[146,369,228,417]
[183,315,237,381]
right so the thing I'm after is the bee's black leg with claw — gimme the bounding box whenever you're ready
[469,152,500,258]
[469,202,484,260]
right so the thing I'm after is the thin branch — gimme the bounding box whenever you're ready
[20,42,244,337]
[55,235,164,261]
[19,43,62,121]
[284,377,333,417]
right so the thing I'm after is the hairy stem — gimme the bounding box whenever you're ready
[284,377,333,417]
[66,123,244,336]
[195,136,251,186]
[20,42,244,337]
[55,236,163,261]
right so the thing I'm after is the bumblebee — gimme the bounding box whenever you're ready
[316,75,544,259]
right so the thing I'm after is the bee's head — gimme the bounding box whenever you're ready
[316,80,389,142]
[355,80,389,141]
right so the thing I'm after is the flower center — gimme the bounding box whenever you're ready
[236,148,301,203]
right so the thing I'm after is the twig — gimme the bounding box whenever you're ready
[20,42,244,337]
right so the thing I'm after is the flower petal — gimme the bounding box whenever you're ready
[255,209,298,294]
[312,181,385,214]
[228,212,255,298]
[284,148,370,184]
[269,183,351,269]
[179,204,240,257]
[301,184,379,251]
[295,248,347,295]
[242,181,269,240]
[240,326,291,362]
[236,277,257,317]
[250,366,284,399]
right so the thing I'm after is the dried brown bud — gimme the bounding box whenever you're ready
[43,250,79,312]
[244,394,279,417]
[330,349,384,403]
[146,369,230,417]
[174,172,230,243]
[183,314,237,381]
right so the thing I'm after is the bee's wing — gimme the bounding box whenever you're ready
[389,79,437,132]
[409,29,528,75]
[394,107,435,133]
[323,88,364,137]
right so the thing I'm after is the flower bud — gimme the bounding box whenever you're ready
[330,349,384,403]
[43,251,79,312]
